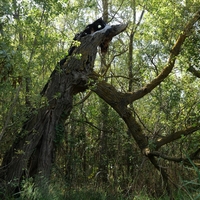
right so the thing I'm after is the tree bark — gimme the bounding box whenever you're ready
[0,22,127,196]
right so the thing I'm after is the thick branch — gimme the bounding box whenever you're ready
[126,9,200,104]
[149,151,183,162]
[155,126,200,149]
[149,148,200,165]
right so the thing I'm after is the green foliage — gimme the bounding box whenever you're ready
[16,177,65,200]
[55,123,65,145]
[176,162,200,200]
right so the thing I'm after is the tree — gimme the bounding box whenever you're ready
[0,19,127,196]
[1,0,200,199]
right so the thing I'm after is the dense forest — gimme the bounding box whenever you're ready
[0,0,200,199]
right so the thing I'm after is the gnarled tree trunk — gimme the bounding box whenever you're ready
[0,22,127,196]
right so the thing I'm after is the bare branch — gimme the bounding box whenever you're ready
[155,126,200,149]
[149,148,200,165]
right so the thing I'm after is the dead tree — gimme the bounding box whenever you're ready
[0,20,127,196]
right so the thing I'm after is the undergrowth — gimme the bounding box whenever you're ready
[2,159,200,200]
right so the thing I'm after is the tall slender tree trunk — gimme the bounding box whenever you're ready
[97,0,109,184]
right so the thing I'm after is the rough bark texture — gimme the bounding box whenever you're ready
[0,23,127,196]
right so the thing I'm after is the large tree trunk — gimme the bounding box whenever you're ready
[0,22,127,196]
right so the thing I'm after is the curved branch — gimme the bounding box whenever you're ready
[149,148,200,165]
[149,151,183,162]
[126,9,200,104]
[155,126,200,149]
